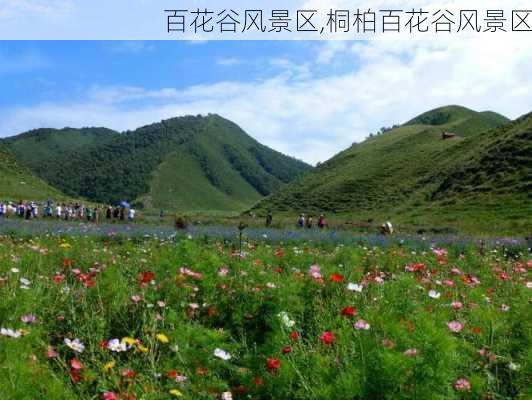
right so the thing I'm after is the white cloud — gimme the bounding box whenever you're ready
[1,36,531,165]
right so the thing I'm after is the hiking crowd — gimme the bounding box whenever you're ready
[0,201,136,222]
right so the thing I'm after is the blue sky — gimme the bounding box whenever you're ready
[0,39,531,164]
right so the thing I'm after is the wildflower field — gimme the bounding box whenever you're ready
[0,234,530,400]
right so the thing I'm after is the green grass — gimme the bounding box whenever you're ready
[0,146,67,202]
[254,106,530,235]
[0,236,530,399]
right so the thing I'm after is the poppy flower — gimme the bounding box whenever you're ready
[282,345,292,354]
[267,357,281,371]
[139,271,155,285]
[289,331,299,341]
[341,306,357,317]
[330,273,344,283]
[320,331,335,345]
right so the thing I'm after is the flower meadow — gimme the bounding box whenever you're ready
[0,234,530,399]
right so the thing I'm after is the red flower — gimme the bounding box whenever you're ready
[63,258,72,268]
[53,274,65,284]
[320,331,335,345]
[121,369,136,378]
[341,306,357,317]
[266,357,281,371]
[289,331,300,341]
[330,273,344,283]
[139,271,155,286]
[254,376,264,386]
[282,345,292,354]
[167,370,178,379]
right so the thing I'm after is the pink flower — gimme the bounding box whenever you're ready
[453,378,471,391]
[102,392,118,400]
[447,321,464,333]
[354,319,370,330]
[308,265,322,279]
[451,301,463,311]
[21,314,37,324]
[45,345,58,359]
[218,267,229,277]
[130,294,143,304]
[450,267,461,275]
[432,248,448,257]
[403,348,418,357]
[70,358,83,370]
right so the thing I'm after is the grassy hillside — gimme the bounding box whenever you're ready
[254,106,530,234]
[4,115,311,213]
[0,145,66,201]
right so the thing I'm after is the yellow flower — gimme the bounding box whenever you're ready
[59,242,71,249]
[156,333,169,343]
[102,360,116,372]
[122,337,136,346]
[137,344,149,353]
[169,389,183,397]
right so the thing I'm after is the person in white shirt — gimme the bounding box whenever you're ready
[128,208,136,221]
[56,205,62,219]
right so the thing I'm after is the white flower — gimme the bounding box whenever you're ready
[266,282,276,289]
[278,311,296,328]
[19,278,31,285]
[221,391,233,400]
[213,348,232,361]
[508,362,520,371]
[10,268,19,273]
[1,327,23,338]
[107,338,128,352]
[347,283,363,292]
[64,338,85,353]
[428,290,441,299]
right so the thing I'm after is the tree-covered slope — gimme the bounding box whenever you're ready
[3,115,311,212]
[4,127,120,168]
[0,145,67,201]
[254,106,529,230]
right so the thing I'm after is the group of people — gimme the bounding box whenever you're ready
[297,213,327,229]
[0,201,136,223]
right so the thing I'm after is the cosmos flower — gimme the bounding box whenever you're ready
[354,319,370,330]
[20,314,37,324]
[347,283,363,292]
[447,321,464,333]
[403,348,418,357]
[64,338,85,353]
[320,331,335,345]
[451,301,463,311]
[102,392,118,400]
[453,378,471,391]
[278,311,296,328]
[0,328,23,338]
[213,348,232,361]
[428,290,441,299]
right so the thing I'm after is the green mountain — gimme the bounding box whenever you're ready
[0,145,66,201]
[4,115,311,213]
[254,106,531,233]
